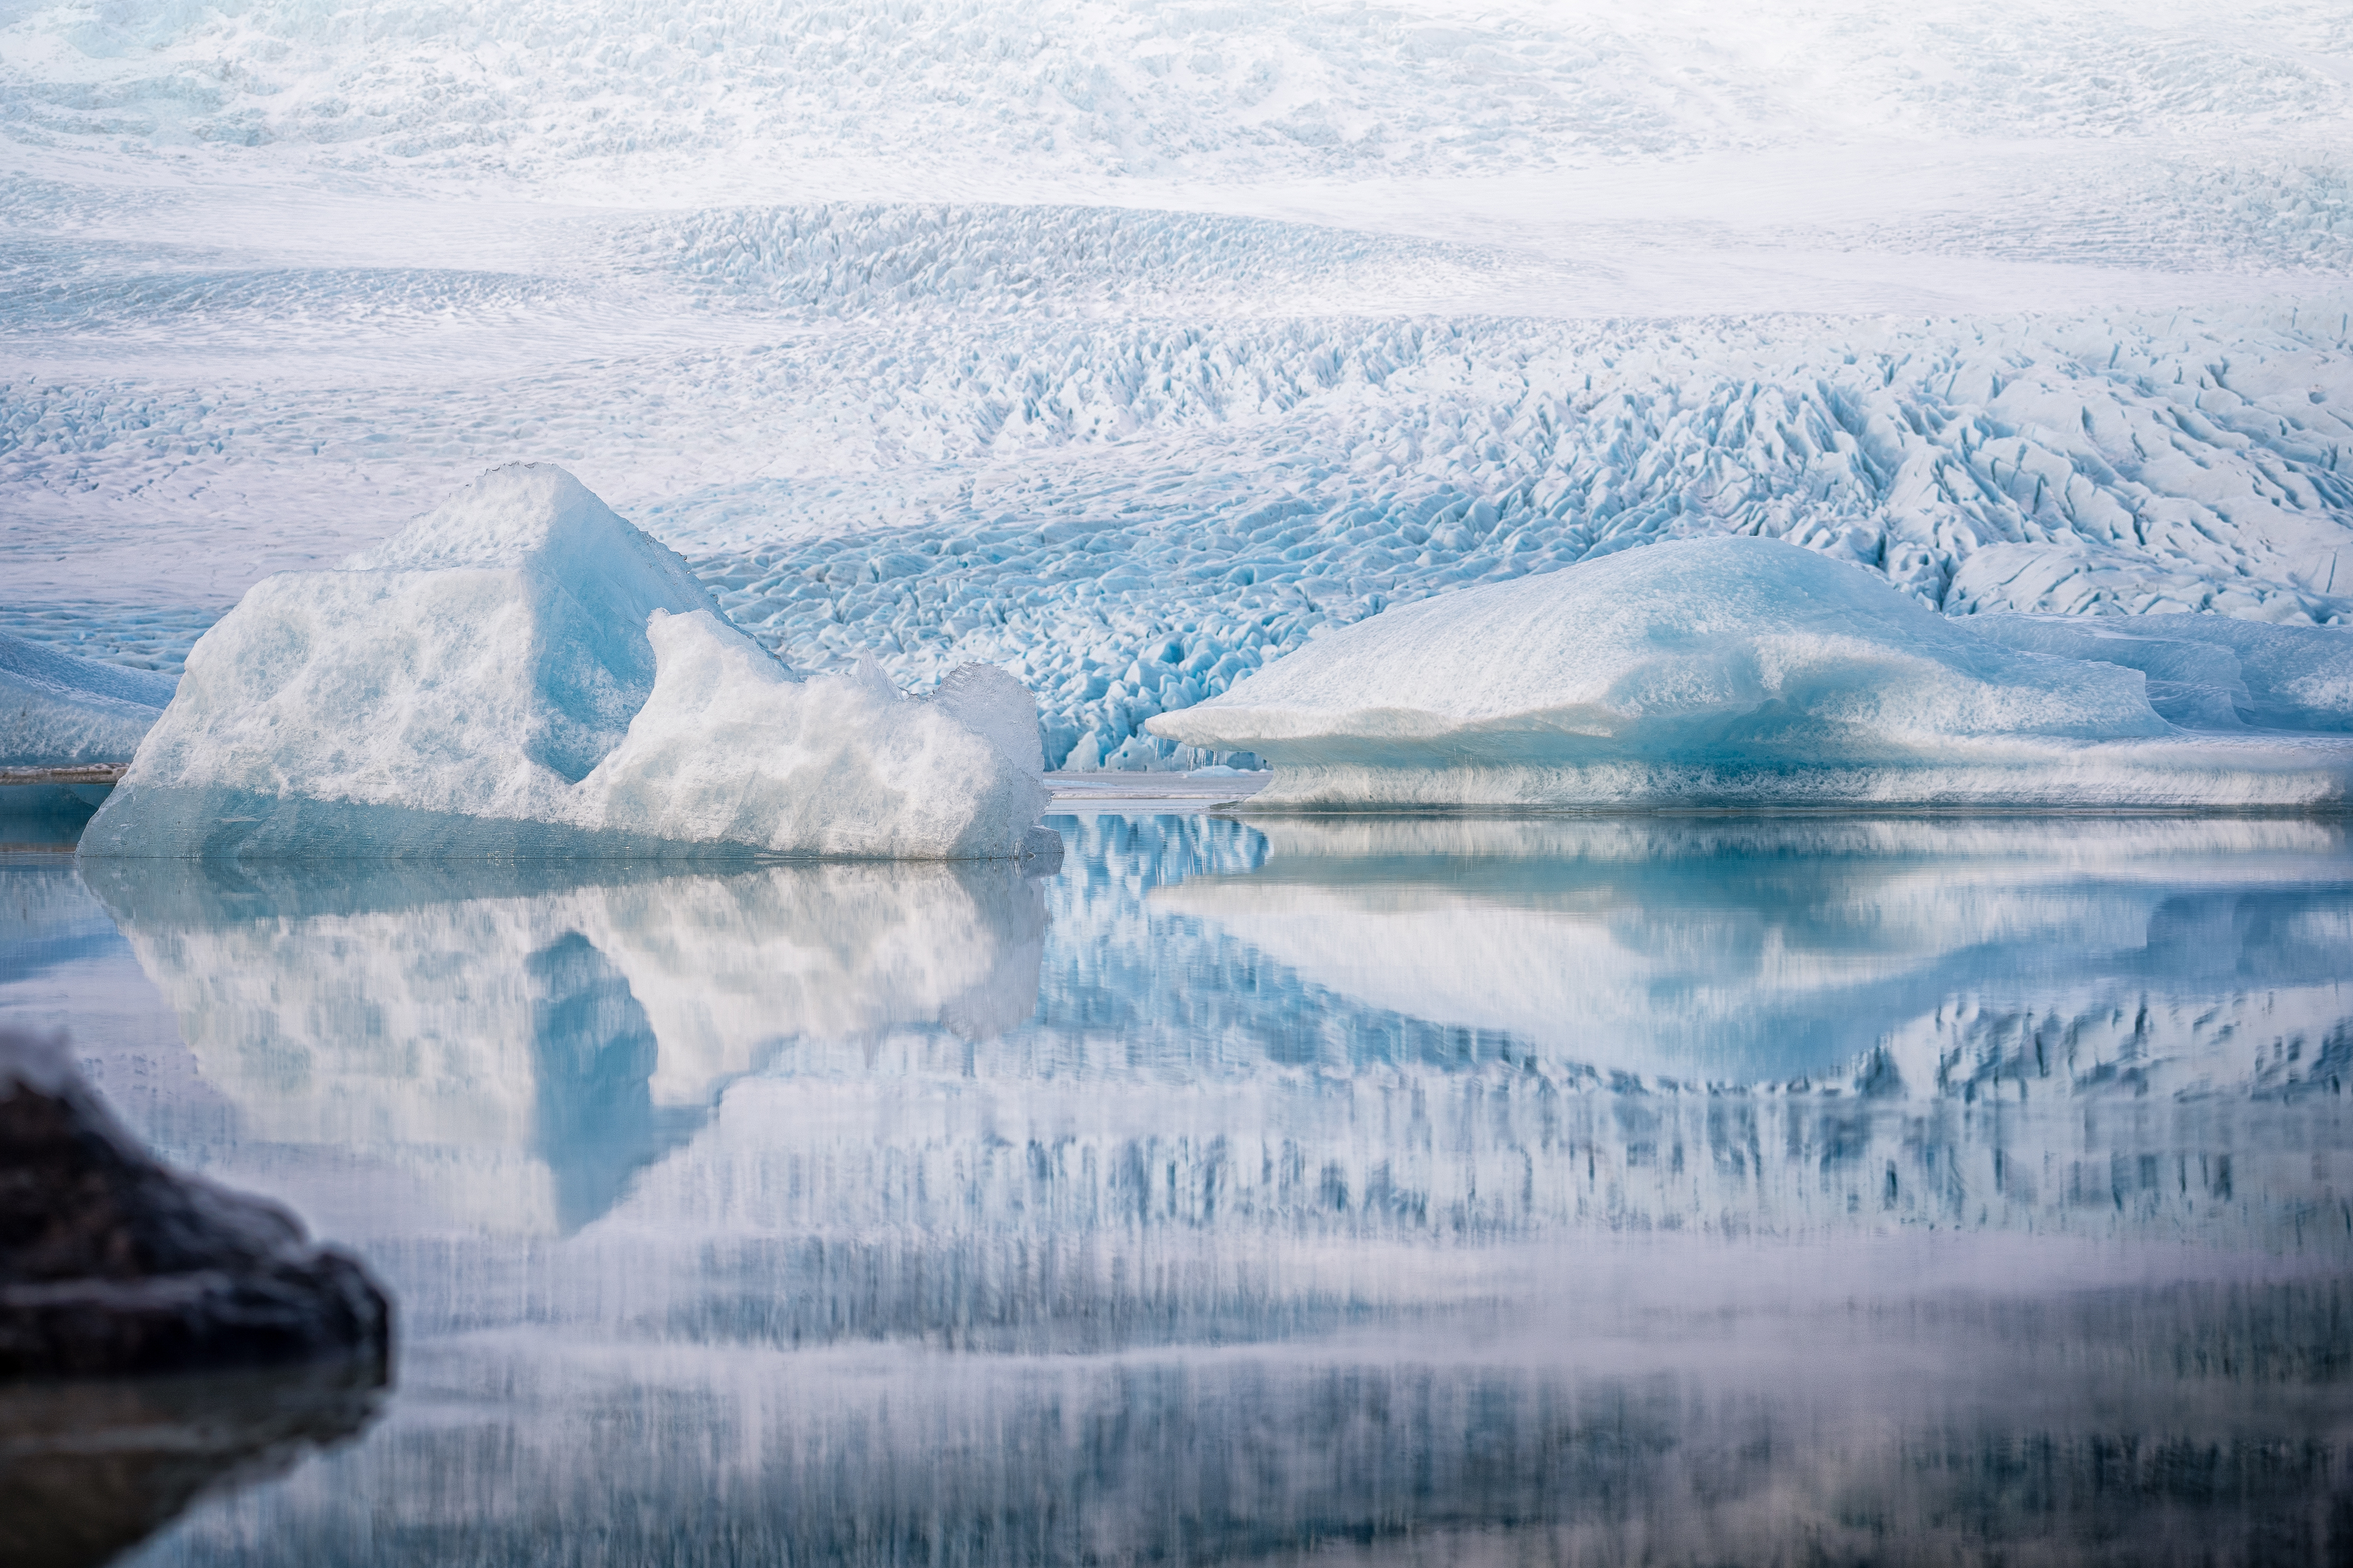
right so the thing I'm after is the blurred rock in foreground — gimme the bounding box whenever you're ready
[0,1027,391,1380]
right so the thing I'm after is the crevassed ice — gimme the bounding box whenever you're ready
[1147,537,2353,807]
[79,465,1049,861]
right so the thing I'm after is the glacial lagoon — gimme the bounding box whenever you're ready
[3,811,2349,1564]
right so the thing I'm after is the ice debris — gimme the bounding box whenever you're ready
[1147,538,2353,809]
[0,630,175,768]
[80,465,1051,861]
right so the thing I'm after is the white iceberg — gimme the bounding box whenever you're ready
[1,632,176,769]
[79,464,1051,860]
[1146,537,2353,809]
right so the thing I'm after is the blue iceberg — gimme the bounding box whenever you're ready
[1148,537,2353,809]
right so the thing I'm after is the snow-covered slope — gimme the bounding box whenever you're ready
[5,1,2348,193]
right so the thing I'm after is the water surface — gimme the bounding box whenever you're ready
[3,813,2348,1564]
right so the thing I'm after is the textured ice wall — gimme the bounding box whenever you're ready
[676,303,2353,769]
[17,292,2348,770]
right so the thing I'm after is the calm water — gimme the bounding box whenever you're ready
[3,813,2350,1565]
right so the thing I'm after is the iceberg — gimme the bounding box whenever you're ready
[1146,538,2353,809]
[1963,612,2353,733]
[1,631,175,769]
[79,465,1051,860]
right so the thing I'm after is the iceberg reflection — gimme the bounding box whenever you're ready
[83,858,1049,1235]
[46,816,2352,1565]
[1161,815,2353,1094]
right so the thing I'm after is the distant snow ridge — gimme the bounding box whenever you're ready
[4,0,2346,186]
[0,257,571,340]
[1829,157,2353,276]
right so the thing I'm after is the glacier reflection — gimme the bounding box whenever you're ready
[35,817,2351,1565]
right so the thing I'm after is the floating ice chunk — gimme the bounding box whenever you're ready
[1,631,176,768]
[1964,614,2353,734]
[576,611,1048,860]
[81,464,1049,860]
[1147,538,2353,809]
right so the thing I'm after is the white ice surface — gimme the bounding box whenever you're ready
[578,609,1049,859]
[81,464,1049,858]
[3,1,2353,772]
[1149,537,2353,807]
[0,626,173,766]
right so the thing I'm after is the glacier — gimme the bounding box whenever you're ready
[6,2,2353,786]
[1149,537,2353,807]
[3,1,2352,782]
[79,464,1051,861]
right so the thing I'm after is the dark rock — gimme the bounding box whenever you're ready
[0,1028,391,1381]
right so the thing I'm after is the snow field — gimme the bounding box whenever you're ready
[6,1,2350,193]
